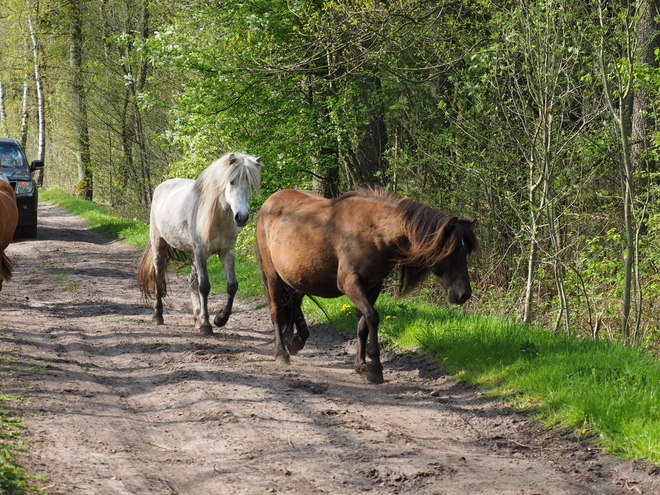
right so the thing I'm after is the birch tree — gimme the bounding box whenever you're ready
[0,81,7,136]
[25,0,45,184]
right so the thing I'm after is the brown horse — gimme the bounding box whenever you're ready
[0,177,18,291]
[256,186,477,384]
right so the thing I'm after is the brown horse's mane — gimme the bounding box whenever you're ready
[331,185,399,205]
[334,185,477,296]
[397,199,477,295]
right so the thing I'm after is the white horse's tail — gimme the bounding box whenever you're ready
[137,241,192,300]
[137,241,162,299]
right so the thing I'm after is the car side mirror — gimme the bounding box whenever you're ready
[30,159,44,172]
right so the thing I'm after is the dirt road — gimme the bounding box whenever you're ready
[0,202,659,494]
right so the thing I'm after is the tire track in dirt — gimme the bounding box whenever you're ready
[0,202,658,494]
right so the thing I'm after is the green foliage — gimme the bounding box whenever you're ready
[7,0,660,341]
[0,413,35,495]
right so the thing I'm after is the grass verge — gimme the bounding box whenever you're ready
[40,189,660,465]
[303,295,660,464]
[0,349,44,494]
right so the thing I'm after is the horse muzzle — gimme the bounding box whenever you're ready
[448,288,471,305]
[234,211,249,227]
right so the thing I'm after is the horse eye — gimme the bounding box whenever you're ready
[230,181,235,186]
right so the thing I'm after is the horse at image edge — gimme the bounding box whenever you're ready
[0,175,18,291]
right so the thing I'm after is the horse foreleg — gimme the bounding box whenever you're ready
[364,310,383,384]
[356,306,383,384]
[193,250,213,336]
[355,313,368,373]
[343,283,383,384]
[213,250,237,328]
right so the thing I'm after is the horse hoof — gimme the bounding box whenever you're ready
[275,351,290,365]
[355,363,368,375]
[153,316,164,325]
[287,335,305,355]
[366,369,384,385]
[200,323,214,336]
[356,363,384,384]
[214,312,229,327]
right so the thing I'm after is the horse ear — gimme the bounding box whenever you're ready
[228,153,236,165]
[256,157,262,167]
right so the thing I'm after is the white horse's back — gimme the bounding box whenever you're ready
[151,178,197,252]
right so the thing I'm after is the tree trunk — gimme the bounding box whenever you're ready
[19,79,29,149]
[311,147,340,198]
[598,2,638,340]
[354,76,388,185]
[632,0,660,181]
[70,0,93,200]
[619,110,635,340]
[0,81,7,136]
[26,0,46,185]
[522,155,541,325]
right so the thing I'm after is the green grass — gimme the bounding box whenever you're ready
[0,352,44,494]
[39,188,660,465]
[41,189,149,247]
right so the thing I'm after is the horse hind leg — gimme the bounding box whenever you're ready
[0,253,11,292]
[286,290,308,355]
[264,277,292,365]
[151,239,169,325]
[189,263,202,327]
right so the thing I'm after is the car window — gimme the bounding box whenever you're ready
[0,145,27,169]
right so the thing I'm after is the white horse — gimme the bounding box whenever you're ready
[138,152,262,334]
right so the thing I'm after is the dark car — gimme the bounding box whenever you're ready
[0,138,44,238]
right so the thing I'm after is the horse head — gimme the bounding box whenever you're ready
[224,153,262,227]
[430,218,476,305]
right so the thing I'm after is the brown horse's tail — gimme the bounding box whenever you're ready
[0,253,12,291]
[137,241,165,300]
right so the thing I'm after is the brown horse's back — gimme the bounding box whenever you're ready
[0,180,18,289]
[257,189,401,299]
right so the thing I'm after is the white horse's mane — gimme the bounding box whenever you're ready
[193,152,262,233]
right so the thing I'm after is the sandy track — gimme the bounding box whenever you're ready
[0,202,658,494]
